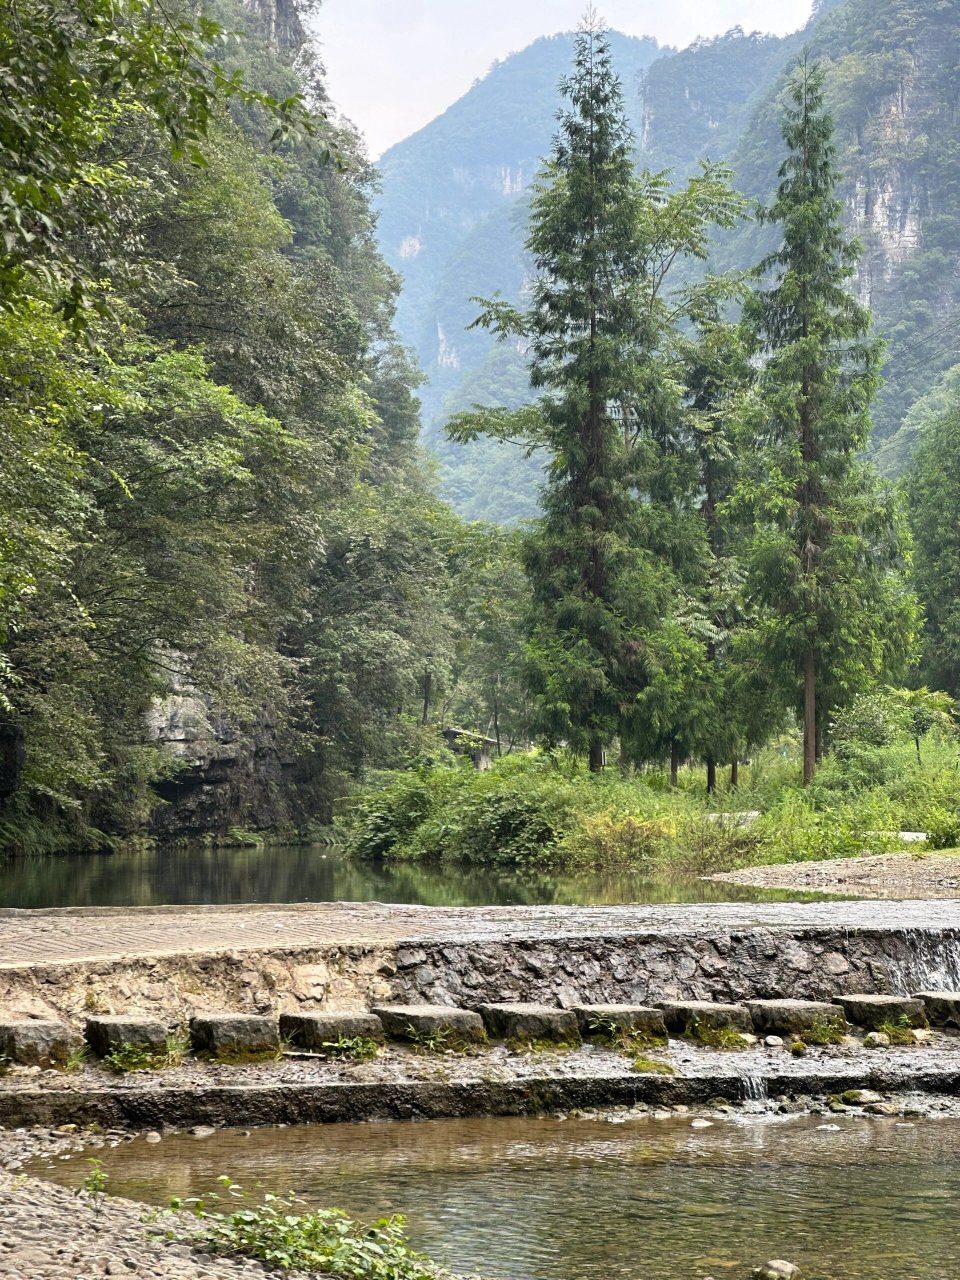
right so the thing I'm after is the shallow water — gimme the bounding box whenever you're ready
[0,844,832,909]
[33,1113,960,1279]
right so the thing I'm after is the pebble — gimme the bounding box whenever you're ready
[691,1118,713,1129]
[816,1123,841,1131]
[764,1036,784,1048]
[864,1032,891,1048]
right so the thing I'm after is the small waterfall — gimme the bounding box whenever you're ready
[901,930,960,993]
[740,1074,767,1103]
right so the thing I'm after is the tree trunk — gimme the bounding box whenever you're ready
[588,739,605,773]
[493,688,502,759]
[803,647,816,785]
[706,757,717,795]
[421,669,432,727]
[730,758,739,788]
[670,741,679,789]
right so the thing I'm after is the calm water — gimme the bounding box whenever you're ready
[33,1113,960,1279]
[0,845,829,909]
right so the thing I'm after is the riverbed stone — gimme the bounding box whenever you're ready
[914,991,960,1027]
[659,1000,752,1035]
[572,1004,667,1038]
[0,1020,77,1068]
[477,1002,580,1043]
[84,1016,168,1059]
[279,1011,384,1050]
[747,999,847,1037]
[754,1263,802,1280]
[833,994,927,1029]
[189,1014,278,1060]
[371,1004,485,1044]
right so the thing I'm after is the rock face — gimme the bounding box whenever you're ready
[84,1016,168,1058]
[189,1014,279,1060]
[914,990,960,1027]
[279,1011,384,1050]
[0,1020,77,1068]
[746,1000,847,1037]
[371,1004,486,1044]
[834,995,927,1030]
[660,1001,752,1035]
[477,1003,580,1043]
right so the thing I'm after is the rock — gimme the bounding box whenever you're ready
[754,1263,802,1280]
[0,1020,78,1068]
[833,994,926,1030]
[840,1089,884,1106]
[912,1028,935,1044]
[865,1101,900,1116]
[691,1118,713,1128]
[817,1124,841,1131]
[572,1004,667,1039]
[914,991,960,1028]
[747,999,846,1037]
[477,1002,579,1043]
[371,1004,486,1044]
[864,1031,891,1048]
[144,1132,162,1143]
[84,1017,168,1059]
[278,1011,384,1050]
[188,1014,279,1060]
[764,1035,785,1048]
[658,1000,752,1035]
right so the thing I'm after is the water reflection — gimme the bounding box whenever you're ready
[31,1114,960,1279]
[0,845,831,909]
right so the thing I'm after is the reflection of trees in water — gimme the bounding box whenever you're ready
[0,847,816,909]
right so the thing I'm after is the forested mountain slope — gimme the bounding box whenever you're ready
[376,0,960,517]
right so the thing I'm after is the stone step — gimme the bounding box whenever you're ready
[832,994,927,1030]
[371,1004,485,1045]
[189,1014,279,1061]
[913,991,960,1027]
[746,999,847,1037]
[477,1003,580,1044]
[85,1016,168,1059]
[0,1020,78,1068]
[572,1004,667,1039]
[279,1012,384,1051]
[659,1000,752,1035]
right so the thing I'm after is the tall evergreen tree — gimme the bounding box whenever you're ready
[470,12,655,770]
[741,59,914,783]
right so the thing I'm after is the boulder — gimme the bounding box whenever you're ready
[833,994,926,1030]
[754,1263,802,1280]
[913,990,960,1028]
[371,1004,485,1044]
[189,1014,278,1060]
[659,1000,752,1035]
[0,1020,78,1068]
[572,1004,667,1039]
[477,1003,580,1043]
[85,1016,168,1059]
[279,1012,384,1051]
[747,999,846,1037]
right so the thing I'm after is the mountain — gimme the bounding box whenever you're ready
[376,0,960,518]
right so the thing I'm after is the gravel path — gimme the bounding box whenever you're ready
[5,898,960,972]
[711,852,960,900]
[0,1170,303,1279]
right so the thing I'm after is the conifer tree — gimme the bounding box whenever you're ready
[741,60,914,783]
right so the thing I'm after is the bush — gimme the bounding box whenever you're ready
[182,1179,436,1278]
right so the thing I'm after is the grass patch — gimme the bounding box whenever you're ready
[586,1014,668,1054]
[174,1177,436,1277]
[799,1016,846,1046]
[686,1021,750,1051]
[404,1024,484,1055]
[101,1031,189,1074]
[632,1056,676,1075]
[506,1034,581,1054]
[319,1034,380,1061]
[877,1015,921,1046]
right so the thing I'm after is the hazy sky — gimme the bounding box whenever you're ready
[311,1,815,158]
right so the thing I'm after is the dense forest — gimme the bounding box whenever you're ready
[4,0,960,863]
[0,0,522,853]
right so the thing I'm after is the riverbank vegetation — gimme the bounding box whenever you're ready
[4,3,960,867]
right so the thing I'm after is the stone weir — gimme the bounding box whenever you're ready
[3,900,960,1026]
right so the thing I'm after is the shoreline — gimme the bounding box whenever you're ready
[709,850,960,899]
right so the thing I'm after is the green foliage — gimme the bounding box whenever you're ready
[321,1035,380,1062]
[687,1023,749,1051]
[631,1056,676,1076]
[100,1032,187,1073]
[79,1158,109,1212]
[187,1178,434,1277]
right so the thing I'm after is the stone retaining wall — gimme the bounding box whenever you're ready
[3,926,960,1026]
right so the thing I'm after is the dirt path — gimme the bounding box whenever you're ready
[711,851,960,899]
